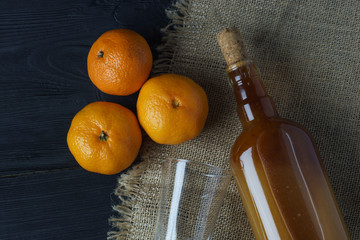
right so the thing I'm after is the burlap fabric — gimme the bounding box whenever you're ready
[108,0,360,239]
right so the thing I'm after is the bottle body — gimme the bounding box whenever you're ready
[228,64,350,240]
[231,119,349,239]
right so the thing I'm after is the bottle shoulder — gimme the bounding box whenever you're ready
[231,118,314,158]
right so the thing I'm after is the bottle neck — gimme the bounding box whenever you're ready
[227,61,279,129]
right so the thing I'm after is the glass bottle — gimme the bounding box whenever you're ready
[217,27,350,240]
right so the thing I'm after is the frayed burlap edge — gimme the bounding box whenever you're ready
[152,0,191,76]
[108,161,149,239]
[107,0,191,239]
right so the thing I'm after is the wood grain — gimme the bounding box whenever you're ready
[0,0,171,238]
[0,169,118,239]
[0,0,170,175]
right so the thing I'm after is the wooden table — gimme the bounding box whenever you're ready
[0,0,171,239]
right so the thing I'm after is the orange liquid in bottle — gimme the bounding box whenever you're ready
[218,28,349,240]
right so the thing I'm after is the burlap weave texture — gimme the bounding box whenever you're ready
[109,0,360,239]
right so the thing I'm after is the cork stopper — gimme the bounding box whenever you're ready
[217,27,249,67]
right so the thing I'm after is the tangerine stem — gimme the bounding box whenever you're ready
[172,99,180,108]
[99,130,108,141]
[98,51,104,58]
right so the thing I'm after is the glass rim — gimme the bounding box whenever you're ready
[163,158,232,178]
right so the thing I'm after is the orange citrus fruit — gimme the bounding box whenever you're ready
[67,101,142,175]
[137,73,208,145]
[87,29,153,96]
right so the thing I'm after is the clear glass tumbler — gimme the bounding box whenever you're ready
[155,159,232,240]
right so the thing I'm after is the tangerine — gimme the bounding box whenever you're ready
[67,101,142,175]
[87,29,152,96]
[136,74,208,145]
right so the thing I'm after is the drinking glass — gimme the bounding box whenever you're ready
[155,158,232,240]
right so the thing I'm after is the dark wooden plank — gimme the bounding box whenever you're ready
[0,169,119,240]
[0,0,171,239]
[0,0,171,175]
